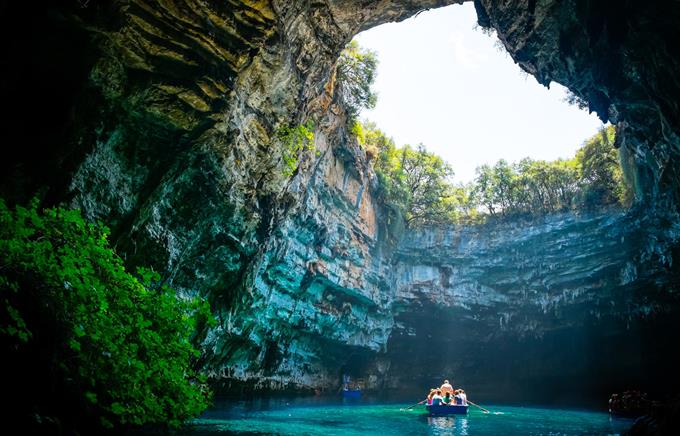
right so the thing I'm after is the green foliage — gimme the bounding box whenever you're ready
[564,89,590,111]
[355,122,631,228]
[576,125,629,207]
[473,157,581,216]
[472,125,630,217]
[276,121,315,177]
[399,145,456,226]
[336,41,378,119]
[0,199,214,431]
[445,183,482,224]
[356,122,406,240]
[360,122,455,227]
[351,120,366,147]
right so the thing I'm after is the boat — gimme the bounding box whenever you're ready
[426,404,469,415]
[341,374,363,399]
[342,388,362,399]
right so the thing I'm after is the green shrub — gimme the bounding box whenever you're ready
[0,199,213,431]
[276,121,315,177]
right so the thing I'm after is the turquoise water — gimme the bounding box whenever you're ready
[187,398,634,435]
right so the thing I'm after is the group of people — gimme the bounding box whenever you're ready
[426,380,468,406]
[342,374,362,391]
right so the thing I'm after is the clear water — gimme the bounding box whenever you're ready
[185,397,635,435]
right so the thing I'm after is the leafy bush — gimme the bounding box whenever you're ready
[276,121,315,177]
[0,199,213,431]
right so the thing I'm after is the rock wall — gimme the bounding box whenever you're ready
[387,210,680,402]
[2,0,680,401]
[2,0,446,390]
[199,104,397,391]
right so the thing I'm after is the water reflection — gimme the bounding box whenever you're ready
[427,416,469,435]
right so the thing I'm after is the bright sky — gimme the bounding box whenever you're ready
[354,3,604,183]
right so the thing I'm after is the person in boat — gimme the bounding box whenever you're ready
[440,379,454,396]
[608,394,618,413]
[459,389,468,406]
[453,389,463,405]
[442,391,453,405]
[431,389,444,405]
[426,389,436,405]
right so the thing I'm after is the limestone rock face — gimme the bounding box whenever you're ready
[2,1,680,399]
[388,211,680,401]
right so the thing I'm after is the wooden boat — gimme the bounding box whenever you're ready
[426,404,469,415]
[342,388,362,399]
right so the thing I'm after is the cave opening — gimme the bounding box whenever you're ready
[2,1,680,433]
[353,2,604,183]
[328,1,680,409]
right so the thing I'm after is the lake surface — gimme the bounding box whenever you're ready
[184,397,635,435]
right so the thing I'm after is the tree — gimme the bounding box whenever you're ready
[474,164,497,216]
[335,41,378,119]
[360,122,456,228]
[399,145,455,227]
[492,159,514,214]
[0,200,213,432]
[355,121,629,228]
[445,183,480,224]
[576,125,627,207]
[564,89,589,111]
[514,158,579,214]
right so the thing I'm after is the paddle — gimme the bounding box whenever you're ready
[402,399,427,410]
[467,399,490,413]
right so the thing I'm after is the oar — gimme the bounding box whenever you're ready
[467,399,490,413]
[402,399,427,410]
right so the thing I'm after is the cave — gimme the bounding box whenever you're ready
[1,0,680,433]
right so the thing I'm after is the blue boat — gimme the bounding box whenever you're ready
[342,388,362,399]
[426,404,468,415]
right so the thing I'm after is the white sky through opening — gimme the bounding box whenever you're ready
[354,3,604,183]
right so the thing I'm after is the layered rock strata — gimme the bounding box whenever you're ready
[387,210,680,401]
[1,0,680,400]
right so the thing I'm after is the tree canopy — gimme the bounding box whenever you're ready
[358,123,630,228]
[470,125,628,218]
[373,140,456,227]
[576,125,627,207]
[335,40,378,119]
